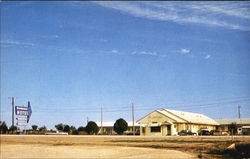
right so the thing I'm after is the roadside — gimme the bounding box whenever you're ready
[1,135,250,159]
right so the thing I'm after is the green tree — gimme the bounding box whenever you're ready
[9,125,18,133]
[70,126,77,135]
[85,121,99,135]
[0,121,8,134]
[32,125,38,131]
[228,122,237,135]
[71,126,78,135]
[113,118,128,135]
[78,126,85,132]
[39,126,47,132]
[55,123,64,131]
[63,125,70,133]
[70,125,76,130]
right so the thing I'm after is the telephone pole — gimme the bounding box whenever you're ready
[12,97,15,129]
[87,117,89,124]
[101,107,103,134]
[238,105,241,119]
[132,103,135,136]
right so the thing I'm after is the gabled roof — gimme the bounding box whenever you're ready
[162,109,219,125]
[137,108,219,125]
[157,110,186,123]
[215,118,250,125]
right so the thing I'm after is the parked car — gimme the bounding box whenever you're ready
[178,130,197,136]
[198,129,210,135]
[124,130,140,135]
[221,131,229,136]
[210,130,222,136]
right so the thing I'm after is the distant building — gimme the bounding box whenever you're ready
[137,109,219,136]
[96,121,140,135]
[215,118,250,133]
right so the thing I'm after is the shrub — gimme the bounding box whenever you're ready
[228,122,237,135]
[0,121,8,134]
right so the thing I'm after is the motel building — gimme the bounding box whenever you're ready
[137,109,219,136]
[96,121,140,135]
[215,118,250,135]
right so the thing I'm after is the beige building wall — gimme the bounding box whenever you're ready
[138,111,178,136]
[138,110,218,136]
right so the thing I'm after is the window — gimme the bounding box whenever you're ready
[151,126,161,132]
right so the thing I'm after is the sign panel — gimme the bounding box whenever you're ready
[15,106,28,111]
[16,117,27,121]
[15,102,32,123]
[15,106,29,116]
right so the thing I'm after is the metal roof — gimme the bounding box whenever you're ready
[214,118,250,125]
[157,110,186,123]
[159,109,219,125]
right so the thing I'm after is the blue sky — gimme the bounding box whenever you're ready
[1,1,250,129]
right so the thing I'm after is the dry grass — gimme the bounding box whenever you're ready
[1,135,250,158]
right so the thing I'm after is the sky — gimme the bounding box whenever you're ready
[1,1,250,129]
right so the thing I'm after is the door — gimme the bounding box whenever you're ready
[167,125,171,135]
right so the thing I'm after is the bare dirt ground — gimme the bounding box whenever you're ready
[1,135,250,159]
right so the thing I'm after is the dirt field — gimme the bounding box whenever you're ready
[1,135,250,159]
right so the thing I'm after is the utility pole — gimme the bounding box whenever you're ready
[101,107,103,135]
[12,97,15,130]
[132,103,135,136]
[238,105,241,119]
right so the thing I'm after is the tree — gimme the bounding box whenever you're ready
[39,126,47,132]
[32,125,38,131]
[71,126,78,135]
[85,121,99,135]
[63,125,70,133]
[77,126,85,135]
[113,118,128,135]
[70,126,77,135]
[70,125,76,130]
[0,121,8,134]
[78,126,85,132]
[228,122,237,135]
[9,125,18,133]
[55,123,64,131]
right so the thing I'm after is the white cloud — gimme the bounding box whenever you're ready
[40,35,59,38]
[111,49,119,54]
[94,2,250,31]
[180,48,190,54]
[100,39,108,42]
[132,51,157,56]
[189,3,250,20]
[0,40,35,46]
[204,54,211,59]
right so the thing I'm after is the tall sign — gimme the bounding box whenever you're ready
[15,101,32,133]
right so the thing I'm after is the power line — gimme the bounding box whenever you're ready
[34,98,250,112]
[32,95,250,111]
